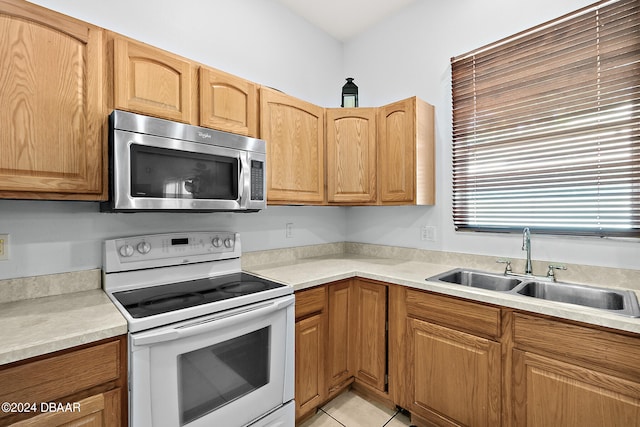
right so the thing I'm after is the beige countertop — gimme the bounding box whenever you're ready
[246,253,640,335]
[0,273,127,365]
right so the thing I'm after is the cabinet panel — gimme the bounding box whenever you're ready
[11,388,121,427]
[327,280,352,393]
[406,289,501,339]
[199,67,258,137]
[378,100,414,203]
[513,349,640,427]
[377,97,435,205]
[513,313,640,381]
[0,0,103,198]
[295,313,325,420]
[260,87,325,204]
[295,286,326,320]
[352,280,387,391]
[113,37,193,123]
[408,318,501,427]
[326,108,377,204]
[0,340,120,405]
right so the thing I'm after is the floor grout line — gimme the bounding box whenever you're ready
[318,408,347,427]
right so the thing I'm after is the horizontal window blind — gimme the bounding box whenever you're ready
[451,0,640,237]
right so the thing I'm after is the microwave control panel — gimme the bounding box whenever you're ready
[250,160,264,201]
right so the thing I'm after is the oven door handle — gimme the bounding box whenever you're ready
[131,296,294,346]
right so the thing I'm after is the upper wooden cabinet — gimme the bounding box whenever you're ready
[0,0,105,200]
[260,87,325,204]
[112,37,195,124]
[110,35,259,137]
[378,97,435,205]
[199,66,258,137]
[326,108,377,204]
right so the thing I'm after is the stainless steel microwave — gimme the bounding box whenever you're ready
[101,110,266,212]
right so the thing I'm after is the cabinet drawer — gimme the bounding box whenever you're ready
[0,340,121,404]
[295,286,326,319]
[406,289,501,339]
[513,313,640,380]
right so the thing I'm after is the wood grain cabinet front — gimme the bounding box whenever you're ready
[112,36,195,124]
[511,313,640,427]
[294,287,327,422]
[378,97,435,205]
[260,87,325,204]
[199,67,258,137]
[0,335,127,426]
[326,108,377,204]
[404,289,501,427]
[0,0,104,200]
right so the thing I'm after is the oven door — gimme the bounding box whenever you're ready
[111,129,249,211]
[129,295,295,427]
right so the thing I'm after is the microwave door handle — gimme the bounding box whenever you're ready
[238,153,248,204]
[131,296,294,346]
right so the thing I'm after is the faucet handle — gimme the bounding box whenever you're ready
[497,258,513,274]
[546,264,567,280]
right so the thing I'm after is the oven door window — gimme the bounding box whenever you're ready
[130,144,239,200]
[179,327,270,425]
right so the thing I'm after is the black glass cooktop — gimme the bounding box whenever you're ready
[113,272,286,318]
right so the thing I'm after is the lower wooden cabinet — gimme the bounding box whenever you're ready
[326,280,352,395]
[511,313,640,427]
[295,313,325,420]
[351,279,387,392]
[294,286,326,421]
[295,279,390,423]
[0,335,127,426]
[404,289,501,427]
[296,281,640,427]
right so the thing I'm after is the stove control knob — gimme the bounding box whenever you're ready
[119,244,134,257]
[223,238,233,248]
[137,241,151,254]
[212,237,222,248]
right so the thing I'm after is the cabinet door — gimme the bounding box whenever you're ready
[326,108,377,204]
[378,98,415,203]
[11,388,121,427]
[408,318,501,427]
[295,314,325,420]
[199,67,258,137]
[377,97,435,205]
[0,0,103,199]
[113,37,194,123]
[260,87,325,204]
[513,349,640,427]
[352,280,387,391]
[326,280,352,394]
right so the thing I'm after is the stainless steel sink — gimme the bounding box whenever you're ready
[515,281,640,317]
[427,268,640,317]
[427,268,523,291]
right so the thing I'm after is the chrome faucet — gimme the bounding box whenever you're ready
[522,227,532,274]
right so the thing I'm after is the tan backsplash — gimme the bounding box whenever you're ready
[0,269,101,304]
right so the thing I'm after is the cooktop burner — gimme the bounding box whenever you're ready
[113,272,287,318]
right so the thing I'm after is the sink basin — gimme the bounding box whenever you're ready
[428,268,523,291]
[515,281,640,317]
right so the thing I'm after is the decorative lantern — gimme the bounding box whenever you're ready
[341,78,358,108]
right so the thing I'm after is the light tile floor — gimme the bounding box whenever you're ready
[298,391,412,427]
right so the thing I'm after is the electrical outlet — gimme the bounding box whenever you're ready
[421,226,436,241]
[0,234,8,260]
[285,223,293,238]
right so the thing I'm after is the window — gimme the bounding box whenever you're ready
[451,0,639,237]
